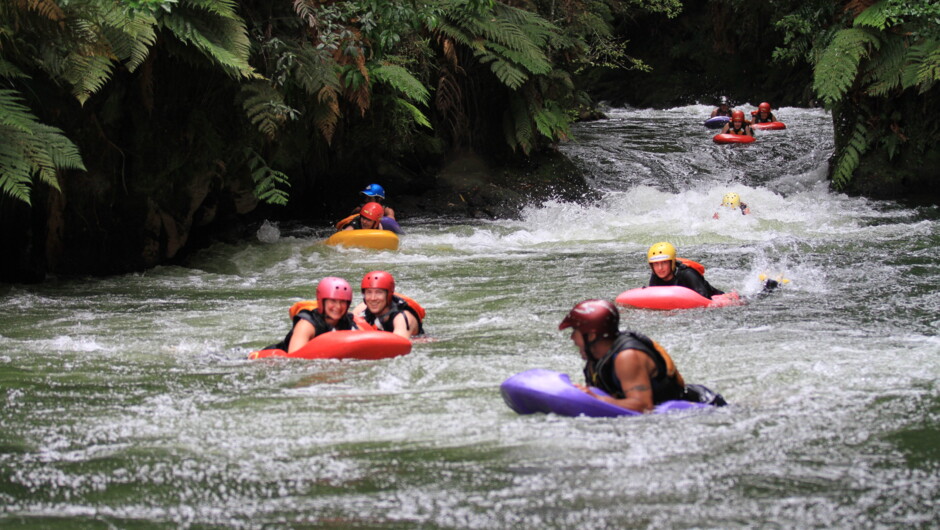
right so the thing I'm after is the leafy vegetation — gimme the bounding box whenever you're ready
[773,0,940,190]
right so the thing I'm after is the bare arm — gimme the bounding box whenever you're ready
[582,349,655,412]
[391,312,418,339]
[287,319,317,353]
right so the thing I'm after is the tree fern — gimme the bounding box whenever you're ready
[157,0,257,80]
[831,120,871,190]
[813,27,881,106]
[902,38,940,92]
[371,64,430,105]
[0,89,84,206]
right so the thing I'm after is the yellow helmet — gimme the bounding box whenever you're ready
[722,192,741,209]
[647,242,677,270]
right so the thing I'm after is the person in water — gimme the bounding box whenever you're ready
[270,277,358,353]
[560,299,727,412]
[343,202,385,231]
[647,241,725,299]
[351,183,396,220]
[713,192,751,219]
[352,270,424,339]
[751,102,777,123]
[720,110,754,137]
[710,96,733,118]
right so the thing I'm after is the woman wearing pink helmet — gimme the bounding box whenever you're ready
[268,277,358,353]
[352,271,424,339]
[560,299,726,412]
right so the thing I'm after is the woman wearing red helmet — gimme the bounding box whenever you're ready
[343,201,386,231]
[720,110,754,136]
[267,277,359,353]
[560,299,726,412]
[352,271,424,339]
[752,102,777,124]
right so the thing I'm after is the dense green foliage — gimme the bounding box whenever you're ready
[772,0,940,190]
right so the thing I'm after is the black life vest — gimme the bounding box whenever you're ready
[753,113,776,123]
[270,309,355,350]
[584,331,687,404]
[728,123,751,135]
[362,295,424,335]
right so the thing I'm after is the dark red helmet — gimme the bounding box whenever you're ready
[361,270,395,305]
[758,102,771,112]
[559,299,619,339]
[360,202,384,222]
[732,110,745,121]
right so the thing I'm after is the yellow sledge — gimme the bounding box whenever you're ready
[324,229,399,250]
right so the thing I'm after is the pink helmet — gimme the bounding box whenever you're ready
[361,270,395,305]
[316,276,352,313]
[559,299,619,339]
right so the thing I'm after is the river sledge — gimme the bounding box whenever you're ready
[325,229,399,250]
[500,369,719,418]
[248,330,412,360]
[615,286,742,310]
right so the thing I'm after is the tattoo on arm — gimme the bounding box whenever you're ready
[626,384,650,393]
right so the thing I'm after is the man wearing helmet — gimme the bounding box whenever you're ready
[352,271,424,339]
[713,192,750,219]
[719,110,754,137]
[353,183,396,220]
[269,277,359,353]
[343,201,386,231]
[647,242,725,299]
[710,96,733,118]
[752,102,777,123]
[560,299,726,412]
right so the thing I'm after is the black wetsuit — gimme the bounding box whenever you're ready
[268,309,355,350]
[585,332,727,406]
[362,295,424,335]
[649,262,724,299]
[753,112,777,123]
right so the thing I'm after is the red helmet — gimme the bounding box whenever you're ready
[316,276,352,313]
[360,202,384,222]
[361,270,395,305]
[732,110,745,121]
[559,299,619,339]
[758,102,771,112]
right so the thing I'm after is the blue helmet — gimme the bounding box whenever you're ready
[360,183,385,199]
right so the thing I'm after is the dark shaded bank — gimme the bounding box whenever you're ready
[0,148,591,284]
[585,1,815,109]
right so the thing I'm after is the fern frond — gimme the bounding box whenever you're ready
[63,54,116,105]
[0,89,82,205]
[813,27,881,106]
[159,0,257,79]
[292,43,342,95]
[863,33,906,96]
[478,54,529,89]
[244,148,290,206]
[504,95,534,154]
[391,98,431,129]
[532,101,571,142]
[902,38,940,93]
[853,1,895,30]
[21,0,65,22]
[371,64,430,105]
[314,86,340,144]
[240,82,297,140]
[832,120,871,190]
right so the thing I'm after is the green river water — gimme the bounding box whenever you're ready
[1,104,938,528]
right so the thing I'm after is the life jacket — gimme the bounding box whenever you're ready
[649,263,724,299]
[288,300,373,331]
[269,308,360,351]
[714,108,733,117]
[362,294,424,335]
[585,331,687,404]
[728,122,751,135]
[752,113,776,123]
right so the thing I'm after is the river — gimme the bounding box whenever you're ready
[1,104,938,527]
